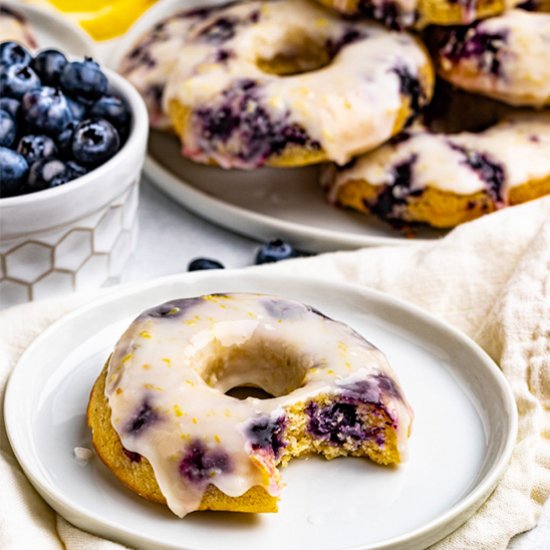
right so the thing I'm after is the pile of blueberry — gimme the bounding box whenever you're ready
[0,41,131,198]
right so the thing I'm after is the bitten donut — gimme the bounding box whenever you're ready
[314,0,521,28]
[0,5,37,47]
[322,112,550,228]
[160,0,434,169]
[433,9,550,107]
[88,293,413,517]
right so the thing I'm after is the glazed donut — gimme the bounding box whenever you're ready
[322,112,550,228]
[88,293,413,517]
[161,0,434,169]
[314,0,521,28]
[0,5,37,48]
[119,6,218,129]
[433,10,550,107]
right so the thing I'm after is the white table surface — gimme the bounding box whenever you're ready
[125,176,550,549]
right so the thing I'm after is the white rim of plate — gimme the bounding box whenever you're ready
[4,271,518,550]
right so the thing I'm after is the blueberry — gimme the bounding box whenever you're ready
[306,402,366,444]
[0,97,21,120]
[125,399,159,434]
[60,58,108,104]
[27,158,72,192]
[246,415,286,457]
[0,110,16,147]
[56,119,77,158]
[179,440,231,483]
[89,94,130,140]
[71,118,120,166]
[0,147,28,197]
[187,258,225,271]
[30,49,68,86]
[0,41,32,67]
[0,64,41,99]
[22,87,73,136]
[66,96,87,121]
[17,135,58,164]
[255,239,297,264]
[66,160,88,179]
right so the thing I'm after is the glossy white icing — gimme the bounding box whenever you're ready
[127,0,431,167]
[105,293,412,517]
[325,113,550,200]
[119,11,205,129]
[438,10,550,107]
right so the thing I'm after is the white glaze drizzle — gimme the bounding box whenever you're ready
[438,10,550,107]
[325,112,550,201]
[105,293,412,517]
[156,0,430,166]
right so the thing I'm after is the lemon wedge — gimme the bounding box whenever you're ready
[24,0,157,40]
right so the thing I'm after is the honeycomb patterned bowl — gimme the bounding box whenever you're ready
[0,68,148,308]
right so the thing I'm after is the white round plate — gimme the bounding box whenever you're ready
[5,271,517,550]
[109,0,446,252]
[2,0,95,57]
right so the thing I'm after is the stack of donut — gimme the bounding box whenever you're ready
[120,0,550,228]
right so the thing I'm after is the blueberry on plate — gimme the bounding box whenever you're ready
[188,258,225,271]
[0,147,28,197]
[0,41,32,67]
[31,49,68,86]
[60,58,108,104]
[89,95,130,137]
[0,109,16,147]
[22,87,73,136]
[17,134,58,165]
[71,118,120,166]
[0,63,40,99]
[255,239,297,264]
[27,158,72,192]
[0,97,21,120]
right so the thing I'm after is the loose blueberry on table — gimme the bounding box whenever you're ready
[255,239,298,264]
[187,258,225,271]
[0,41,131,198]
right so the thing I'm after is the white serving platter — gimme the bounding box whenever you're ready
[5,271,517,550]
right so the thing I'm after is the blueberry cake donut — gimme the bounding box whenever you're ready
[88,293,413,517]
[119,7,219,129]
[433,10,550,107]
[0,5,37,48]
[314,0,521,28]
[322,113,550,228]
[160,0,434,169]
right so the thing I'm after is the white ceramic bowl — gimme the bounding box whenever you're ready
[0,68,149,308]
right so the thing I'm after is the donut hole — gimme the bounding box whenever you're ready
[195,337,313,398]
[256,31,331,76]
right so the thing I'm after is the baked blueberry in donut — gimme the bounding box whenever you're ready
[322,112,550,228]
[433,10,550,106]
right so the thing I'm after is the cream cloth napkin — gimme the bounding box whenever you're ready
[1,197,549,550]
